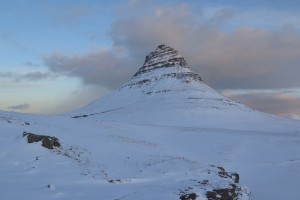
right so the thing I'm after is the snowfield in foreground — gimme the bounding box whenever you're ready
[1,45,300,199]
[1,110,300,200]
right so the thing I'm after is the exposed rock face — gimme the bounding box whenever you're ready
[206,186,239,200]
[177,166,250,200]
[23,132,61,149]
[204,167,244,200]
[133,44,189,77]
[216,166,240,183]
[180,193,198,200]
[122,44,202,89]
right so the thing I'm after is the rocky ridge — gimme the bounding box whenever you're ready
[122,44,202,89]
[133,44,189,76]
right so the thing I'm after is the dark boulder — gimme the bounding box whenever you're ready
[206,184,238,200]
[180,193,198,200]
[230,173,240,184]
[23,132,61,149]
[203,166,243,199]
[213,166,240,183]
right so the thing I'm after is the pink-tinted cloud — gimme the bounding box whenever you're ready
[109,3,300,90]
[224,91,300,118]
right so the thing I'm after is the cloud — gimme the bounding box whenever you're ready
[21,72,53,81]
[22,61,40,67]
[0,71,53,81]
[7,103,30,110]
[109,3,300,90]
[43,2,300,91]
[0,72,14,78]
[224,90,300,117]
[43,50,137,89]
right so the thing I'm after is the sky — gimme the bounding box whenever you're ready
[1,0,300,119]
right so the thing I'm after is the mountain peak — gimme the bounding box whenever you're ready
[122,44,202,89]
[133,44,188,77]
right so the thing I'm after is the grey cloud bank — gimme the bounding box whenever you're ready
[44,50,137,89]
[7,103,30,110]
[0,71,53,82]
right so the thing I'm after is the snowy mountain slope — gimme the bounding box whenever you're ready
[1,45,300,200]
[0,111,251,200]
[1,109,300,200]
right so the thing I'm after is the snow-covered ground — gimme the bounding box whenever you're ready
[1,109,299,199]
[1,45,300,199]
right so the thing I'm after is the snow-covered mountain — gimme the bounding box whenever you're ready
[1,45,300,200]
[71,44,295,133]
[72,44,244,116]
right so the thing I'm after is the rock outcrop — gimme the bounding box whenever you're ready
[122,44,202,89]
[177,166,250,200]
[23,132,61,149]
[133,44,189,76]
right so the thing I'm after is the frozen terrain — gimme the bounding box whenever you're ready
[1,45,300,199]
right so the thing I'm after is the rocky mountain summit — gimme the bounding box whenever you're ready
[122,44,202,89]
[133,44,190,77]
